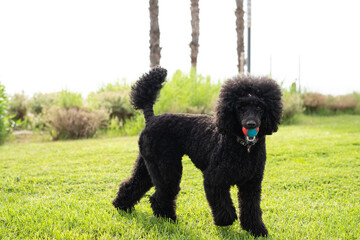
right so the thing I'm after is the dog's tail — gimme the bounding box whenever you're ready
[130,66,167,123]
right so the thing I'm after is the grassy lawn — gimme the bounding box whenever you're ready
[1,115,360,239]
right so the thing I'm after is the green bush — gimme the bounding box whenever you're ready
[282,91,304,124]
[56,90,83,109]
[26,93,57,131]
[47,106,108,140]
[98,79,131,92]
[154,69,221,115]
[0,83,12,144]
[101,70,221,137]
[8,92,28,121]
[28,93,57,115]
[26,113,47,131]
[281,83,304,124]
[87,80,134,131]
[87,91,134,124]
[118,113,145,136]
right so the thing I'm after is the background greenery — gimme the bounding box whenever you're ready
[0,82,12,144]
[2,70,360,143]
[1,115,359,239]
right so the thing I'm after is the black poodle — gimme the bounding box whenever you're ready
[112,67,282,237]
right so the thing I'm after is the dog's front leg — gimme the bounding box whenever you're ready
[204,183,237,226]
[237,178,268,237]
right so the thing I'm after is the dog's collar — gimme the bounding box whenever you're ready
[236,135,258,153]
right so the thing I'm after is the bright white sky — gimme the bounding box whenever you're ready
[0,0,359,96]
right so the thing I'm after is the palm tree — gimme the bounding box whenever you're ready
[149,0,161,68]
[235,0,245,74]
[189,0,200,70]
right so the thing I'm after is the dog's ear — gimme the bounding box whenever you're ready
[258,78,283,135]
[214,80,239,135]
[215,98,236,135]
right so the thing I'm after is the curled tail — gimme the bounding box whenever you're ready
[130,66,167,123]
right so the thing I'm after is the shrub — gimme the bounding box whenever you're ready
[28,93,57,115]
[303,93,327,113]
[27,93,57,131]
[87,91,134,124]
[0,83,12,144]
[8,92,28,121]
[119,113,145,136]
[99,70,221,137]
[98,79,131,92]
[304,92,359,114]
[326,94,357,112]
[154,70,221,115]
[47,106,108,140]
[282,91,304,124]
[354,92,360,114]
[56,90,83,109]
[27,113,47,130]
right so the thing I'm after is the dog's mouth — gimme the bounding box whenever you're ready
[242,127,259,138]
[240,126,260,152]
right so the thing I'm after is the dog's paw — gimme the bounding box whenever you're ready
[149,196,177,221]
[241,222,268,238]
[112,197,133,212]
[213,207,237,226]
[250,227,268,238]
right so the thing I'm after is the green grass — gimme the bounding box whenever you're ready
[1,115,359,239]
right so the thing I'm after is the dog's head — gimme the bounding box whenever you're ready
[215,76,283,137]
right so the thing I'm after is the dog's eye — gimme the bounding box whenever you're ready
[256,106,262,111]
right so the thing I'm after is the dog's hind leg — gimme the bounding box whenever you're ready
[112,155,153,212]
[145,152,183,221]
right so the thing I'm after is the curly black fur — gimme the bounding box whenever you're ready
[130,66,167,122]
[112,67,283,237]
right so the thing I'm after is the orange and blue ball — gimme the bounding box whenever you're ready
[242,127,259,138]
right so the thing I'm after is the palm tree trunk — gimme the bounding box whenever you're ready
[190,0,200,69]
[235,0,245,74]
[149,0,161,68]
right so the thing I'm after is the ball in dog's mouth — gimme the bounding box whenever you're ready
[242,126,259,139]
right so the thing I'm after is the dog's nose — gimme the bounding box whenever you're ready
[245,120,257,129]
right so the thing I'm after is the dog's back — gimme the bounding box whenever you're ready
[139,113,217,171]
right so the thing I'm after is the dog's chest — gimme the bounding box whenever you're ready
[234,157,257,180]
[225,149,264,184]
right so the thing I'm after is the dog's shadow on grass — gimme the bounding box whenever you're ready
[215,223,266,240]
[114,209,267,239]
[215,225,271,239]
[114,209,198,238]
